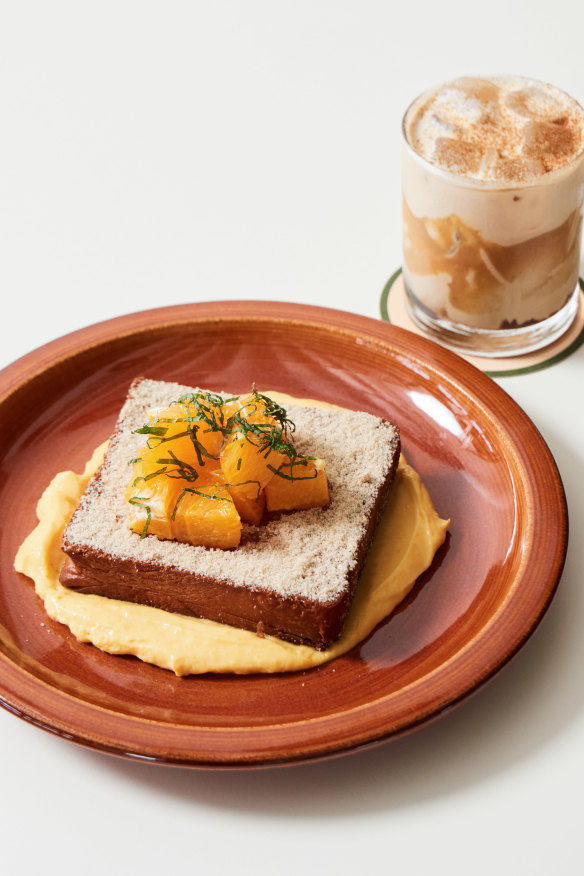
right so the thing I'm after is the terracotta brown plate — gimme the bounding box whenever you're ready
[0,301,567,767]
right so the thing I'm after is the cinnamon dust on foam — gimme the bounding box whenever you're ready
[406,76,584,183]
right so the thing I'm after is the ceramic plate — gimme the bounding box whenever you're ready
[0,301,567,767]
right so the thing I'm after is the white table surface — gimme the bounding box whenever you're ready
[1,3,583,874]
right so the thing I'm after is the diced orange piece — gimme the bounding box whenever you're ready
[221,391,294,518]
[171,482,241,549]
[126,457,241,548]
[264,457,329,512]
[221,432,289,496]
[140,439,221,487]
[229,487,266,526]
[223,392,292,449]
[223,393,272,428]
[125,460,185,540]
[147,401,224,463]
[175,392,234,451]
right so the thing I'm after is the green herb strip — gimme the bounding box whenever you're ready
[132,466,168,487]
[267,460,318,482]
[128,497,152,538]
[223,479,262,500]
[176,392,233,435]
[134,425,167,437]
[154,450,200,482]
[172,486,233,521]
[145,424,219,465]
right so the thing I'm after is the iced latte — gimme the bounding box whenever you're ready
[402,76,584,355]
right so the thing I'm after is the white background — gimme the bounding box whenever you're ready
[1,2,583,874]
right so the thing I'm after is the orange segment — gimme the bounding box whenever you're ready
[223,392,274,427]
[221,431,288,496]
[218,389,294,525]
[229,487,266,526]
[223,391,294,453]
[125,460,185,540]
[171,482,242,549]
[138,440,210,485]
[264,457,329,512]
[220,390,293,484]
[146,401,224,463]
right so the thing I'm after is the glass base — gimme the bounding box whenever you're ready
[404,283,580,359]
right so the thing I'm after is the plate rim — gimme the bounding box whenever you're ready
[0,300,568,767]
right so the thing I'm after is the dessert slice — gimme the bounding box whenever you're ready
[60,378,400,650]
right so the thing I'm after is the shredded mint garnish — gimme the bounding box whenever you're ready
[128,388,312,526]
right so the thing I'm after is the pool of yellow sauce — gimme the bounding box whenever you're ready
[14,394,449,675]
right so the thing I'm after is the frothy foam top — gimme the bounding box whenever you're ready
[405,76,584,183]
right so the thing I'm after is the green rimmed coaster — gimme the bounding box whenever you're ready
[380,270,584,377]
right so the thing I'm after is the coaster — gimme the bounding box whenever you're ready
[380,270,584,377]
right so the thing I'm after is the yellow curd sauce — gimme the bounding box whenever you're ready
[14,394,449,675]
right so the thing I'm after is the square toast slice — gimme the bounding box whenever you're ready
[60,378,400,650]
